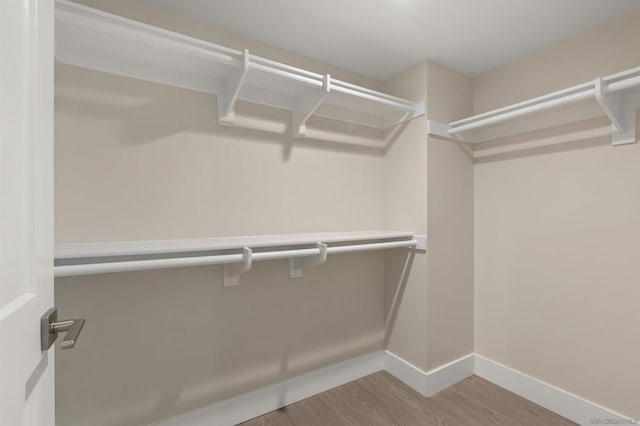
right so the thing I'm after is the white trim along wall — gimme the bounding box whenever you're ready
[155,351,637,426]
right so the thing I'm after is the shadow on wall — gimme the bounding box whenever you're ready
[383,249,416,348]
[54,250,418,426]
[55,64,402,160]
[472,116,617,164]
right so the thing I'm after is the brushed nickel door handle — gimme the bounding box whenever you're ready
[41,308,86,350]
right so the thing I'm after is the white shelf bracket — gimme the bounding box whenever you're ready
[412,100,427,120]
[289,242,327,279]
[292,74,331,137]
[218,49,250,127]
[413,235,427,251]
[223,247,252,287]
[426,120,452,139]
[594,78,639,146]
[426,119,470,142]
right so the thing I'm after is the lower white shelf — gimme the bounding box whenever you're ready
[55,231,427,283]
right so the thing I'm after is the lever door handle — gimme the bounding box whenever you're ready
[41,308,86,350]
[51,318,86,349]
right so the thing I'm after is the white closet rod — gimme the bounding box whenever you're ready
[331,84,417,111]
[56,253,245,277]
[246,61,416,112]
[247,55,417,110]
[249,62,324,88]
[55,239,417,278]
[250,55,323,80]
[331,80,416,107]
[449,85,594,133]
[448,66,640,135]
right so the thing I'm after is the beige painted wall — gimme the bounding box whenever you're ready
[474,10,640,114]
[53,2,420,426]
[55,0,640,422]
[382,60,475,373]
[55,66,386,242]
[383,61,429,370]
[56,254,385,426]
[474,10,640,418]
[425,62,474,370]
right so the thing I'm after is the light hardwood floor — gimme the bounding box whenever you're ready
[242,372,577,425]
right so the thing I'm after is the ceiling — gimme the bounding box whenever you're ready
[144,0,640,80]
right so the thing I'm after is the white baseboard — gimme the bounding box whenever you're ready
[383,351,428,395]
[384,351,474,396]
[154,350,636,426]
[475,354,637,425]
[154,351,384,426]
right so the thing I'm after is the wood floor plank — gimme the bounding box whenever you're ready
[241,372,577,426]
[434,387,520,425]
[454,376,575,426]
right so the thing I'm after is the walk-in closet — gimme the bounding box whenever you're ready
[2,1,639,425]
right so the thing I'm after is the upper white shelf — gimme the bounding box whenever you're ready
[55,231,427,284]
[55,0,425,144]
[428,66,640,146]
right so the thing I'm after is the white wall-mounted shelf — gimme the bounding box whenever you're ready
[428,66,640,147]
[55,0,425,145]
[55,231,427,285]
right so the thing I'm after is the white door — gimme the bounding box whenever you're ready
[1,0,55,425]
